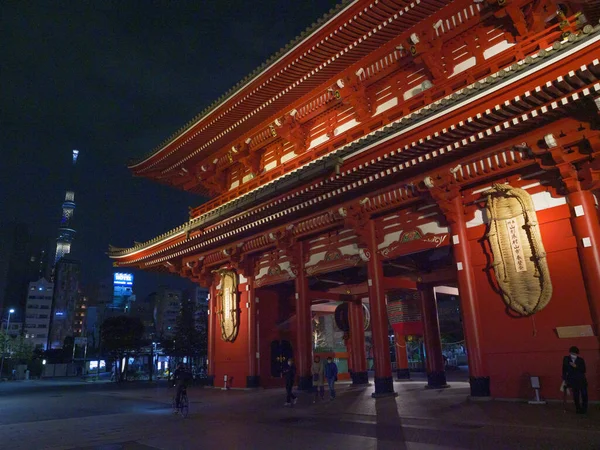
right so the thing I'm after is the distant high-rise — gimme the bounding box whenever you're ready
[54,149,79,265]
[48,257,80,349]
[0,221,53,320]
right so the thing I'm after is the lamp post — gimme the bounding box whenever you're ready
[0,309,15,379]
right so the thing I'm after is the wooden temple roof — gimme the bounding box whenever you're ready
[110,0,600,271]
[110,26,600,266]
[128,0,453,186]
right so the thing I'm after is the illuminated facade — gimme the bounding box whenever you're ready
[112,272,135,311]
[111,0,600,400]
[54,150,79,265]
[24,278,54,350]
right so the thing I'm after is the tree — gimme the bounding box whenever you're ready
[171,298,207,364]
[100,315,145,381]
[10,335,35,363]
[0,331,35,376]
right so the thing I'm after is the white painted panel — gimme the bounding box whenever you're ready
[255,265,269,280]
[419,221,449,235]
[450,56,476,78]
[379,230,403,250]
[466,208,487,228]
[264,160,277,171]
[483,40,515,59]
[242,173,254,183]
[434,286,459,296]
[229,180,240,190]
[305,251,327,267]
[334,118,359,136]
[308,134,330,150]
[339,244,359,256]
[374,97,398,116]
[531,191,567,211]
[280,151,296,164]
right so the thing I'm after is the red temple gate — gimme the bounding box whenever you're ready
[110,0,600,399]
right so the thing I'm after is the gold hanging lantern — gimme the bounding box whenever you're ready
[214,269,240,342]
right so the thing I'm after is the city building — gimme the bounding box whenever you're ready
[153,287,182,339]
[84,305,100,350]
[24,278,54,350]
[193,286,209,332]
[5,321,23,339]
[129,292,156,341]
[110,0,600,401]
[112,272,135,312]
[48,258,80,349]
[54,149,79,266]
[84,279,112,349]
[0,221,53,321]
[73,290,87,337]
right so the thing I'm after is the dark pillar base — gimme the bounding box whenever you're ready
[351,371,369,385]
[469,376,491,397]
[425,371,449,389]
[298,375,313,391]
[205,375,215,387]
[246,375,260,388]
[371,376,397,398]
[396,368,410,380]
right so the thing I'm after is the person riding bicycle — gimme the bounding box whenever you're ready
[173,363,191,410]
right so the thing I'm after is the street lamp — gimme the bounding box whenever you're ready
[0,308,16,380]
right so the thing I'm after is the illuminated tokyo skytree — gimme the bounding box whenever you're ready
[54,150,79,265]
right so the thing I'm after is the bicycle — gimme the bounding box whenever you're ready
[172,386,189,418]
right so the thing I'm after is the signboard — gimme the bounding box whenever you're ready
[505,218,527,273]
[74,337,87,346]
[114,272,133,286]
[555,325,595,338]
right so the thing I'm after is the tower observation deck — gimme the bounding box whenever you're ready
[54,150,79,265]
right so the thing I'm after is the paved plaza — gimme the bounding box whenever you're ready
[0,376,598,450]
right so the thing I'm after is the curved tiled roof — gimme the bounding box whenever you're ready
[128,0,454,180]
[128,0,354,168]
[110,27,600,261]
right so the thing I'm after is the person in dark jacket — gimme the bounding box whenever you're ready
[324,357,338,400]
[562,346,587,414]
[173,363,192,411]
[284,357,297,406]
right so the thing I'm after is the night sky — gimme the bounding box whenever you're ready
[1,0,338,299]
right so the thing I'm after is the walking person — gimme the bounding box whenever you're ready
[562,346,588,414]
[284,357,297,407]
[324,356,338,400]
[311,356,325,403]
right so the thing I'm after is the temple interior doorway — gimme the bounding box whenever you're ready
[270,340,293,378]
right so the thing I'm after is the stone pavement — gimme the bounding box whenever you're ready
[0,378,597,450]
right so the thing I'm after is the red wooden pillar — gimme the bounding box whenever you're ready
[366,220,396,397]
[246,275,260,388]
[450,195,490,397]
[349,300,368,384]
[394,332,410,380]
[567,189,600,334]
[419,284,448,388]
[345,334,353,373]
[207,282,217,386]
[294,242,313,390]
